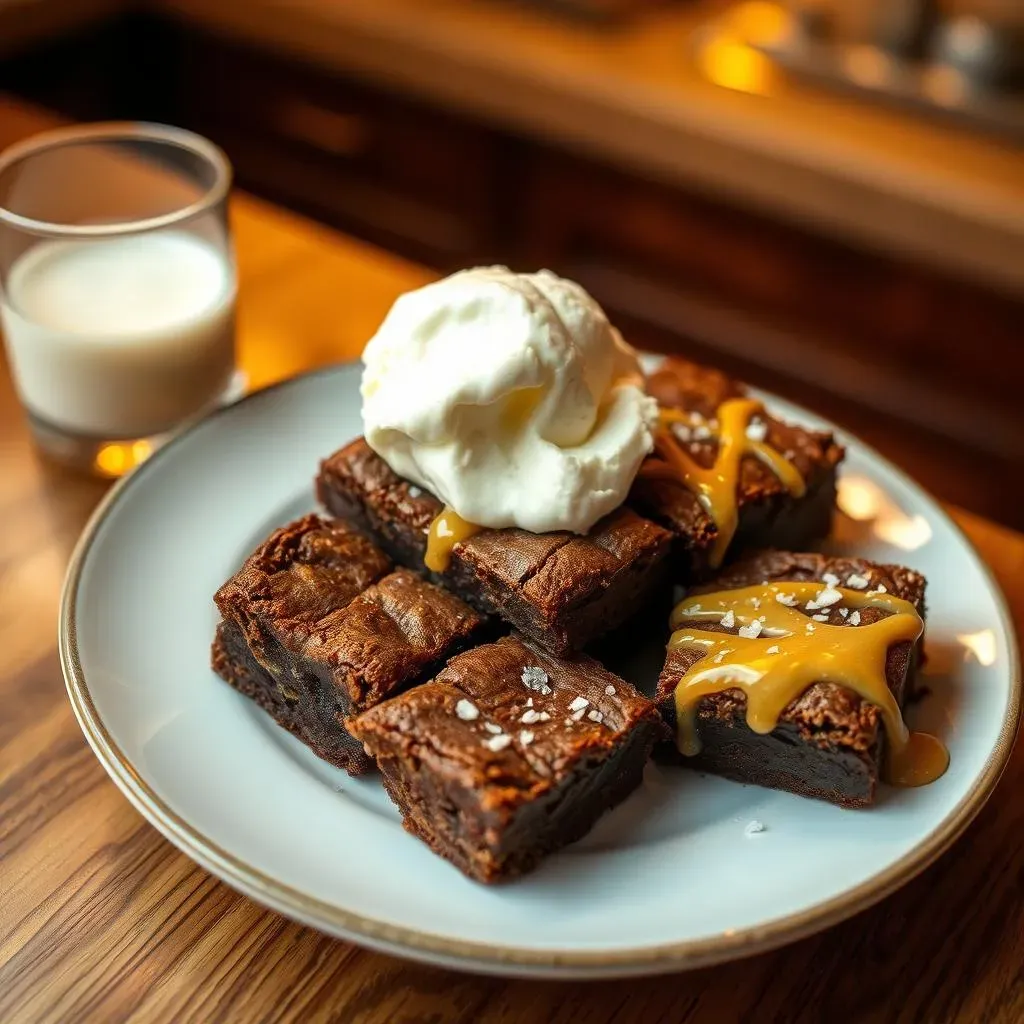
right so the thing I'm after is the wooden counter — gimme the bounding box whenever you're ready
[2,93,1024,1024]
[156,0,1024,297]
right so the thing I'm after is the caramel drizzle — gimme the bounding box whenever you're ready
[669,582,948,787]
[641,399,805,567]
[425,506,482,573]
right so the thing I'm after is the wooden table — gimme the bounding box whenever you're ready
[2,98,1024,1024]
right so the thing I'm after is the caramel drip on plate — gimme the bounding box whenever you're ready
[644,399,805,567]
[425,506,482,573]
[669,582,948,788]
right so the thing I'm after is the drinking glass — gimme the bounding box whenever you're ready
[0,122,239,477]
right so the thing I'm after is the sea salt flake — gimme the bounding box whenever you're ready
[873,584,888,594]
[693,423,713,441]
[765,645,780,655]
[538,712,551,722]
[746,419,769,442]
[571,708,586,722]
[687,604,702,614]
[721,610,736,629]
[744,820,766,836]
[805,601,821,611]
[521,709,541,725]
[587,709,604,724]
[526,697,534,707]
[775,592,798,607]
[849,610,862,626]
[839,608,849,619]
[483,734,511,752]
[737,620,762,639]
[805,623,816,633]
[521,666,552,694]
[846,573,869,590]
[812,613,829,622]
[815,588,843,607]
[569,696,590,713]
[407,485,423,498]
[519,730,535,746]
[605,685,616,695]
[455,700,479,721]
[750,597,761,609]
[483,722,503,735]
[822,573,840,588]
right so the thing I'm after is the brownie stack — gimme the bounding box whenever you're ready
[212,357,925,883]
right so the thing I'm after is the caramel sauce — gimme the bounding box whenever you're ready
[643,399,805,567]
[500,385,545,434]
[888,731,950,788]
[425,506,482,573]
[668,582,948,788]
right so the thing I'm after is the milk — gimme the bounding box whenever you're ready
[1,231,236,438]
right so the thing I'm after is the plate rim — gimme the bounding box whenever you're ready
[59,363,1023,977]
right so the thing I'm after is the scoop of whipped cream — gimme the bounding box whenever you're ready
[361,266,657,535]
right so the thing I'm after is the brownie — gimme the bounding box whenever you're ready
[655,551,927,808]
[317,439,673,656]
[212,515,487,774]
[631,358,844,578]
[349,633,669,883]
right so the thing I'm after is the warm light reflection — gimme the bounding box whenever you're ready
[695,2,786,97]
[836,477,933,552]
[874,513,933,551]
[697,38,774,96]
[836,476,883,521]
[843,46,893,88]
[728,1,787,39]
[957,630,997,667]
[93,439,154,478]
[922,66,969,107]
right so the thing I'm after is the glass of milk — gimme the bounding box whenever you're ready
[0,122,238,476]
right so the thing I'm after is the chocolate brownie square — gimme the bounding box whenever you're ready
[349,633,668,882]
[631,358,844,578]
[213,515,486,774]
[317,439,673,656]
[656,550,927,807]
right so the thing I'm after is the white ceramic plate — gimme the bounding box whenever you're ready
[61,364,1020,979]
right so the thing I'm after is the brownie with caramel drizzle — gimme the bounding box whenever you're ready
[317,441,673,657]
[632,358,844,578]
[655,550,937,808]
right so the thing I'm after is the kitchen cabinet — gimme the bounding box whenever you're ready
[4,16,1022,522]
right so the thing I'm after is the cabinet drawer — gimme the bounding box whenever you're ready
[177,35,509,267]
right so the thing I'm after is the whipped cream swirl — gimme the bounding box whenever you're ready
[361,267,657,534]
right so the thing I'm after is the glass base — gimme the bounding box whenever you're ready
[27,370,248,480]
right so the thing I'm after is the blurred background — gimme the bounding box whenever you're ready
[1,0,1022,527]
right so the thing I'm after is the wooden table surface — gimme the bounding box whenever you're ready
[2,97,1024,1024]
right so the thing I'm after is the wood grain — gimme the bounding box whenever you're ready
[1,95,1023,1024]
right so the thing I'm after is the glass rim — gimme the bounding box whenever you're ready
[0,121,232,238]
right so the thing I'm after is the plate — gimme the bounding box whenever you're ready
[60,363,1021,978]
